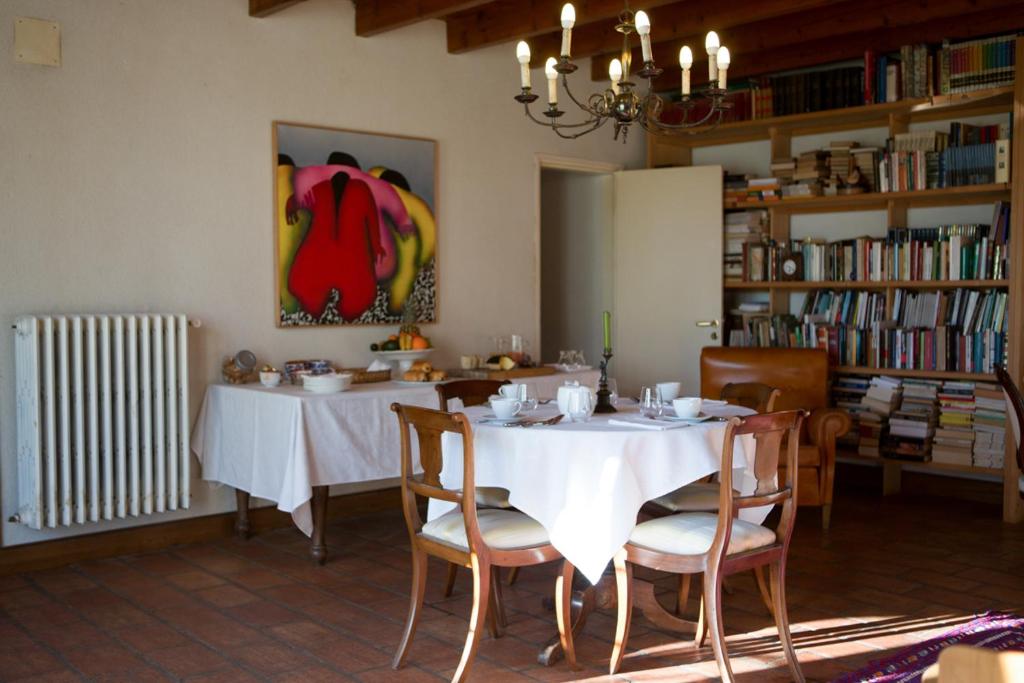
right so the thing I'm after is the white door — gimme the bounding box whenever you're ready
[613,165,723,397]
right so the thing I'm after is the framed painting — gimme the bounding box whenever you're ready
[273,122,438,327]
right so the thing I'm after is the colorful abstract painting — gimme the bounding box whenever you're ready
[274,122,437,327]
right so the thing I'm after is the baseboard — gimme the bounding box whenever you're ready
[0,487,401,576]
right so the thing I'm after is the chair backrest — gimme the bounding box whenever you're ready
[720,382,781,413]
[995,365,1024,472]
[391,403,482,546]
[933,645,1024,683]
[701,347,829,411]
[436,379,509,411]
[713,410,806,558]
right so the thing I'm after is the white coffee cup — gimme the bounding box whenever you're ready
[499,383,526,399]
[672,397,702,419]
[490,397,523,419]
[657,381,682,402]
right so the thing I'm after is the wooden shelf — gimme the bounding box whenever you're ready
[724,183,1011,213]
[838,452,1003,478]
[725,279,1009,291]
[832,366,995,381]
[657,86,1014,149]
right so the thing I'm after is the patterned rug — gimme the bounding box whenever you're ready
[833,612,1024,683]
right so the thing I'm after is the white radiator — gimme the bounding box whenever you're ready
[14,314,191,529]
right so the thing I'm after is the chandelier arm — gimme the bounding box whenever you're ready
[551,117,609,139]
[640,92,728,132]
[522,102,605,130]
[560,73,605,117]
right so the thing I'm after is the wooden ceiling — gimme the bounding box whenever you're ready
[252,0,1024,89]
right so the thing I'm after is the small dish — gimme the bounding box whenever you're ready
[477,415,529,426]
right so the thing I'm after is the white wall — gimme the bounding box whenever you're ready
[0,0,644,545]
[539,170,614,366]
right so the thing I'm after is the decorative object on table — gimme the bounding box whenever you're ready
[301,372,353,394]
[594,310,617,413]
[511,3,734,142]
[337,363,392,384]
[282,359,334,385]
[401,360,448,383]
[274,122,437,327]
[259,366,282,388]
[557,382,596,416]
[222,350,258,384]
[833,612,1024,683]
[376,348,435,376]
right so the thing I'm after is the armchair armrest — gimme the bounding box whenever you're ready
[806,407,851,511]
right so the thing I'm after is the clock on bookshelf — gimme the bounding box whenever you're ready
[780,252,803,281]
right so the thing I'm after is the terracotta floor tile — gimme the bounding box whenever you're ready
[166,571,227,592]
[358,665,444,682]
[115,622,192,653]
[226,641,317,676]
[230,569,295,591]
[62,644,147,677]
[146,643,231,678]
[194,584,259,608]
[0,645,66,679]
[7,669,84,683]
[312,636,393,673]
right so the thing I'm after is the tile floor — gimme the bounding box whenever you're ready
[1,490,1022,682]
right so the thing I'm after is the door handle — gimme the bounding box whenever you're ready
[695,320,720,328]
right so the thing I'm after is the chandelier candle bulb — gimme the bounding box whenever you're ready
[716,46,730,89]
[705,30,720,82]
[560,3,575,58]
[516,41,531,89]
[609,58,622,95]
[545,57,559,105]
[635,10,653,63]
[679,46,693,95]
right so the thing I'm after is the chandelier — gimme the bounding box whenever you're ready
[513,3,733,142]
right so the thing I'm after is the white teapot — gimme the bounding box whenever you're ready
[557,382,597,417]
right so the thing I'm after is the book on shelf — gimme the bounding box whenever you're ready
[940,35,1018,95]
[972,382,1007,469]
[737,206,1010,284]
[882,378,941,462]
[932,381,977,466]
[723,208,768,279]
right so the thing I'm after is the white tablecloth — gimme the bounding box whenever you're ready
[191,381,439,535]
[432,403,762,584]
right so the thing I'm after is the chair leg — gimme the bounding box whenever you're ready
[770,560,805,683]
[392,547,427,670]
[556,560,580,671]
[822,504,832,530]
[507,566,520,585]
[489,566,506,635]
[693,593,709,648]
[452,554,491,683]
[444,562,459,597]
[676,573,691,616]
[609,549,634,675]
[754,566,774,617]
[704,568,736,683]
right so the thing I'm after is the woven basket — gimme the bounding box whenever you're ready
[339,367,391,384]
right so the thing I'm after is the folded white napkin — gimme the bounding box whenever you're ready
[608,417,691,431]
[366,359,391,372]
[702,399,728,406]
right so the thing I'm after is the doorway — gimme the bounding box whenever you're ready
[538,157,619,367]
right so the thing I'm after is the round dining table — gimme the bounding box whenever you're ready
[432,400,764,586]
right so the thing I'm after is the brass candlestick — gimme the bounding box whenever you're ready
[594,349,617,413]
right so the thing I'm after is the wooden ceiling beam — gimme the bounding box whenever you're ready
[445,0,680,54]
[249,0,306,18]
[526,0,845,65]
[589,0,1023,81]
[640,3,1024,91]
[355,0,494,37]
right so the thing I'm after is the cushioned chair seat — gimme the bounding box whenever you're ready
[421,508,549,551]
[629,512,777,556]
[475,486,512,509]
[650,482,723,512]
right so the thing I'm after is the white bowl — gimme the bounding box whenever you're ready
[657,381,682,402]
[374,348,434,372]
[672,397,702,418]
[302,373,352,394]
[260,371,281,388]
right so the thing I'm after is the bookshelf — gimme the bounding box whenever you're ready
[649,37,1024,522]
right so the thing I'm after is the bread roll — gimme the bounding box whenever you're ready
[403,370,428,382]
[410,360,433,373]
[428,370,447,382]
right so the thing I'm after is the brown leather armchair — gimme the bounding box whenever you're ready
[700,347,851,529]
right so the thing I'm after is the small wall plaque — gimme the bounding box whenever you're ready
[15,17,61,67]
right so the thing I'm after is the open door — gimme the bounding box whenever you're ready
[613,166,723,397]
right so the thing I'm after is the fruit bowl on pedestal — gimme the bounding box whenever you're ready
[374,349,435,374]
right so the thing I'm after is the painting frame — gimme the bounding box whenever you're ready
[272,121,440,328]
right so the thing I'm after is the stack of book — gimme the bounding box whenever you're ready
[852,148,880,192]
[833,375,871,450]
[858,376,902,457]
[883,379,940,462]
[933,381,976,466]
[723,173,752,204]
[771,157,796,184]
[724,210,767,280]
[724,177,783,204]
[829,141,857,182]
[973,382,1007,470]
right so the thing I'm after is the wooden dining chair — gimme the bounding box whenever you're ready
[610,410,806,683]
[436,379,517,594]
[995,366,1024,501]
[391,403,578,682]
[648,383,781,617]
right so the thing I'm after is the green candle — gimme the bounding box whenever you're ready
[602,310,611,351]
